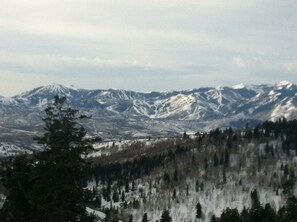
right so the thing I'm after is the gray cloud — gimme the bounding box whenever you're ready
[0,0,297,96]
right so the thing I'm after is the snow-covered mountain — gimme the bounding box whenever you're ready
[0,81,297,142]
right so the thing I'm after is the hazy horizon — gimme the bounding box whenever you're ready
[1,80,296,97]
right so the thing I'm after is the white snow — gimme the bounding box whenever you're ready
[232,83,246,89]
[86,207,106,219]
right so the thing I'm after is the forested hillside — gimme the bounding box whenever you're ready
[0,100,297,221]
[87,118,297,221]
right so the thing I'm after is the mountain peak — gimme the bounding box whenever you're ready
[232,83,246,89]
[276,80,294,89]
[277,80,291,86]
[43,83,66,92]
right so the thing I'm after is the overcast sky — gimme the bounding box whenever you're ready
[0,0,297,96]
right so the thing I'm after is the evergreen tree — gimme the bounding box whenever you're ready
[172,189,177,199]
[224,150,230,167]
[213,153,219,167]
[142,213,149,222]
[112,190,119,203]
[227,137,233,150]
[196,202,202,219]
[262,203,276,222]
[0,96,94,222]
[94,195,102,208]
[210,215,218,222]
[223,166,227,184]
[204,157,208,171]
[173,169,178,181]
[250,189,263,222]
[195,180,199,192]
[125,180,130,193]
[160,210,172,222]
[283,196,297,221]
[0,156,35,221]
[121,191,125,202]
[241,207,249,222]
[220,208,241,222]
[131,180,136,191]
[220,153,224,165]
[251,189,261,209]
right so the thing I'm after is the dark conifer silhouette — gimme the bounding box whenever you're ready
[0,96,94,221]
[160,209,172,222]
[142,213,149,222]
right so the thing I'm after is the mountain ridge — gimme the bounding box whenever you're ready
[0,81,297,142]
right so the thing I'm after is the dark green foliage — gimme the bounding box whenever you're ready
[262,203,276,222]
[227,137,233,150]
[213,153,219,167]
[173,169,178,181]
[260,118,297,153]
[223,166,227,183]
[253,126,260,139]
[210,215,218,222]
[204,157,208,171]
[163,173,170,184]
[281,196,297,221]
[195,180,199,192]
[142,213,149,222]
[183,131,189,140]
[172,189,177,199]
[94,195,102,208]
[121,191,125,202]
[224,150,230,167]
[112,190,119,203]
[0,96,94,222]
[131,180,136,191]
[192,154,195,165]
[90,144,189,188]
[160,210,172,222]
[251,189,261,210]
[196,202,202,219]
[220,153,224,165]
[241,207,249,222]
[125,180,130,192]
[244,129,253,141]
[216,188,297,222]
[220,208,241,222]
[0,156,35,221]
[132,198,140,209]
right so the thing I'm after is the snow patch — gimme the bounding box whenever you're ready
[232,83,246,89]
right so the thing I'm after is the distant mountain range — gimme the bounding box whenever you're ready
[0,80,297,144]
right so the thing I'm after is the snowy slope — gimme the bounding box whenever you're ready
[0,81,297,142]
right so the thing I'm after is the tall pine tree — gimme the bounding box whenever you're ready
[0,96,94,222]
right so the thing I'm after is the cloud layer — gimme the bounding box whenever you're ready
[0,0,297,96]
